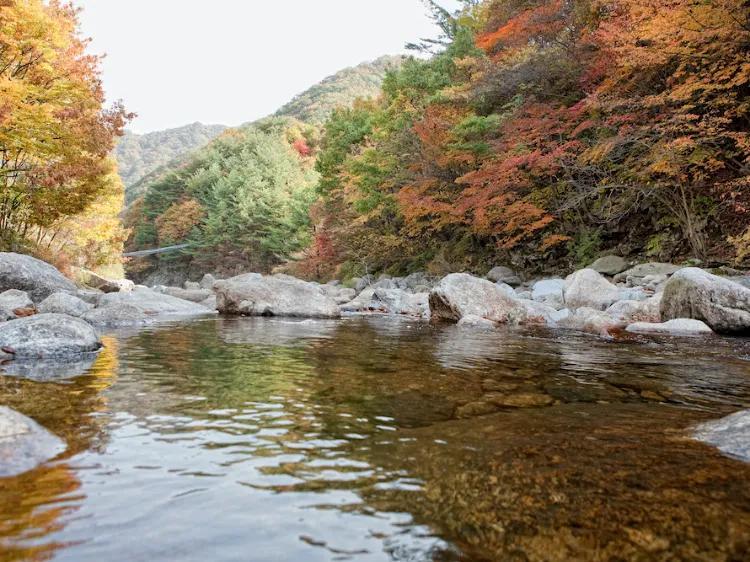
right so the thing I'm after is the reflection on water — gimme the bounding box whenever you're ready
[1,317,750,561]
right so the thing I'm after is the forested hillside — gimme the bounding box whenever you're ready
[298,0,750,279]
[275,55,404,124]
[115,123,227,195]
[125,118,319,282]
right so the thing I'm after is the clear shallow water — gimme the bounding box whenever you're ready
[1,316,750,561]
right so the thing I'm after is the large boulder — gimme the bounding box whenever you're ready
[215,274,340,319]
[660,268,750,334]
[0,289,34,319]
[486,266,522,287]
[371,288,429,317]
[97,286,211,318]
[694,410,750,462]
[73,267,133,293]
[531,279,566,310]
[589,255,629,276]
[560,307,624,336]
[38,292,93,317]
[626,319,713,336]
[564,269,620,311]
[0,314,101,358]
[0,253,76,302]
[614,262,682,285]
[429,273,525,323]
[0,407,66,477]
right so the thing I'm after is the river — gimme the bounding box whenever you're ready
[1,316,750,561]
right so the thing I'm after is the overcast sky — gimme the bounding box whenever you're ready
[77,1,459,133]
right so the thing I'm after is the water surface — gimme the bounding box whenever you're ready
[1,316,750,561]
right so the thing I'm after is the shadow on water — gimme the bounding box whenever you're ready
[1,316,750,561]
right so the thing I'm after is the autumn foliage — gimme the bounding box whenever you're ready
[304,0,750,277]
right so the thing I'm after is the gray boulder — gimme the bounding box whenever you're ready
[98,286,211,318]
[429,273,525,323]
[0,407,66,477]
[0,314,101,358]
[200,294,217,311]
[589,255,629,276]
[486,266,522,287]
[82,303,149,327]
[184,281,201,290]
[0,253,76,302]
[614,262,682,285]
[340,287,376,313]
[660,267,750,334]
[0,289,34,319]
[606,295,662,324]
[694,410,750,462]
[626,318,713,336]
[560,307,624,336]
[215,274,340,319]
[199,273,218,290]
[532,279,566,310]
[355,275,374,293]
[38,292,93,317]
[564,269,620,311]
[372,288,429,317]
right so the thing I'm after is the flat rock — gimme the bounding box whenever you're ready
[614,262,682,285]
[0,313,101,358]
[162,286,212,303]
[0,253,75,302]
[0,407,66,477]
[98,287,212,318]
[660,268,750,334]
[82,303,150,327]
[38,292,93,317]
[626,318,713,336]
[215,274,340,319]
[589,255,629,276]
[694,410,750,462]
[429,273,525,323]
[564,269,620,311]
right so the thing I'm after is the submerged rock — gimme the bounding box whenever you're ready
[215,274,340,318]
[660,268,750,334]
[0,313,101,358]
[0,253,76,302]
[429,273,525,324]
[626,319,713,336]
[38,292,93,317]
[0,407,66,477]
[564,269,620,311]
[695,410,750,462]
[457,315,496,329]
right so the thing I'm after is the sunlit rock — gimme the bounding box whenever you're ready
[0,253,75,302]
[695,410,750,462]
[626,319,713,336]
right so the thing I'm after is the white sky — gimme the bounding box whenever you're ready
[77,0,459,133]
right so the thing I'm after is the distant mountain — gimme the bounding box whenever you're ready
[115,122,227,191]
[275,55,404,125]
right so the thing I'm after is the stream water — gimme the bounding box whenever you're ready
[1,316,750,561]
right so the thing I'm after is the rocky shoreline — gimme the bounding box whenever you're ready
[1,251,750,474]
